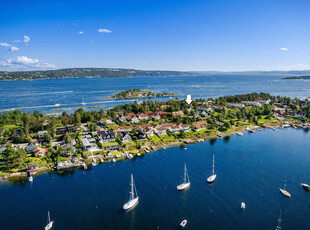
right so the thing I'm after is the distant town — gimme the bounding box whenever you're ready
[0,92,309,181]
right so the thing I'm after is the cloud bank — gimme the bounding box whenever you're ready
[98,28,112,33]
[1,56,56,70]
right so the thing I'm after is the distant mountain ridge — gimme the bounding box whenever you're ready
[0,68,192,81]
[1,68,310,81]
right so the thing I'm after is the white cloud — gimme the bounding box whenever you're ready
[24,35,30,43]
[10,46,20,51]
[98,28,112,33]
[13,40,20,43]
[78,31,84,35]
[280,48,288,51]
[0,42,11,47]
[1,56,56,70]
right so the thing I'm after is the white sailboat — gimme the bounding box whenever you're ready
[279,182,291,198]
[44,211,54,230]
[177,164,190,191]
[123,174,139,211]
[207,154,217,183]
[275,210,282,230]
[80,97,86,105]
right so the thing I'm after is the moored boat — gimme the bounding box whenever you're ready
[279,183,291,198]
[241,202,246,209]
[301,183,310,191]
[177,164,190,191]
[44,211,54,230]
[123,174,139,211]
[180,219,187,228]
[207,154,217,183]
[29,176,33,182]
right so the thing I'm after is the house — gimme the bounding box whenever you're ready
[100,118,113,125]
[197,110,208,117]
[82,138,91,151]
[56,125,77,135]
[152,113,161,120]
[139,114,149,120]
[38,131,48,140]
[159,112,168,118]
[135,130,146,139]
[216,121,224,127]
[198,105,213,112]
[118,132,131,142]
[155,127,167,135]
[102,143,119,151]
[170,125,180,133]
[115,126,133,132]
[241,101,262,106]
[296,111,307,118]
[256,98,271,104]
[273,107,286,115]
[213,104,226,110]
[180,124,190,132]
[139,125,150,130]
[142,127,154,136]
[25,143,37,152]
[33,147,49,157]
[160,105,170,110]
[98,131,115,143]
[192,120,207,130]
[130,116,140,123]
[172,111,184,116]
[117,115,126,123]
[226,103,245,108]
[0,145,6,154]
[71,156,79,164]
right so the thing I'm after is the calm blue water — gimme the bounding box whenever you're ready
[0,128,309,229]
[0,75,310,114]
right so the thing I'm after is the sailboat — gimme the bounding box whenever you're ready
[123,174,139,211]
[207,154,217,183]
[44,211,54,230]
[177,164,190,191]
[279,182,291,198]
[80,97,86,105]
[275,210,282,230]
[301,183,310,191]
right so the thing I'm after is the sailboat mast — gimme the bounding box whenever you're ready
[130,174,134,200]
[184,164,187,183]
[212,155,215,175]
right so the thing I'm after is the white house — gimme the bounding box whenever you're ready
[242,101,262,106]
[198,105,213,112]
[256,98,271,104]
[155,127,166,135]
[226,103,245,108]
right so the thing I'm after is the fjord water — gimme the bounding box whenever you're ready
[0,74,310,113]
[0,128,309,230]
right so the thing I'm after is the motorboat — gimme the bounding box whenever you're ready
[180,219,187,228]
[301,183,310,191]
[241,202,246,209]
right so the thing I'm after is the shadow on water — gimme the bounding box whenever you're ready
[8,175,27,186]
[223,135,230,142]
[55,168,76,177]
[209,138,217,145]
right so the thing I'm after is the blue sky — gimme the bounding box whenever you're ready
[0,0,309,71]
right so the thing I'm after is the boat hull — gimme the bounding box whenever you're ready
[177,182,190,191]
[301,183,310,191]
[279,188,291,198]
[180,219,187,227]
[207,174,217,183]
[45,221,54,230]
[123,197,139,211]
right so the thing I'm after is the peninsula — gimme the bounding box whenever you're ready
[0,92,309,182]
[104,88,178,99]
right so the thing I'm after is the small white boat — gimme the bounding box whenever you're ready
[29,176,33,182]
[82,163,87,170]
[123,174,139,211]
[92,158,98,166]
[241,202,246,209]
[236,132,243,136]
[44,211,54,230]
[100,158,104,163]
[145,149,149,153]
[112,158,116,163]
[127,154,133,159]
[279,183,291,198]
[54,104,60,107]
[301,183,310,191]
[177,164,190,191]
[207,154,217,183]
[180,219,187,228]
[137,153,141,156]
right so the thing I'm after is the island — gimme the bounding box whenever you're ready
[282,75,310,80]
[0,92,309,183]
[104,88,178,99]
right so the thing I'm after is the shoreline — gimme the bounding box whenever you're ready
[1,122,299,183]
